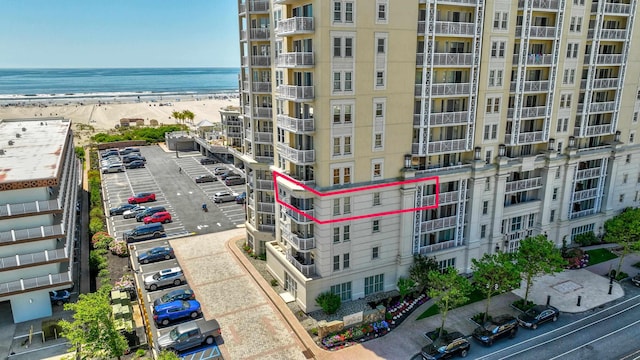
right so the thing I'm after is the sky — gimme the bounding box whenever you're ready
[0,0,240,68]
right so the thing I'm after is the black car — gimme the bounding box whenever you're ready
[125,160,145,169]
[421,331,470,359]
[195,174,215,183]
[472,314,518,346]
[517,305,560,329]
[200,157,216,165]
[138,246,174,264]
[50,290,71,306]
[119,147,140,155]
[136,206,167,222]
[101,150,119,158]
[153,288,196,307]
[219,171,239,180]
[109,203,137,216]
[122,154,147,163]
[632,273,640,286]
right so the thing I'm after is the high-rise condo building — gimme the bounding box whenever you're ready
[231,0,640,312]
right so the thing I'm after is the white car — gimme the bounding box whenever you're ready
[213,191,239,203]
[102,163,124,173]
[123,205,146,219]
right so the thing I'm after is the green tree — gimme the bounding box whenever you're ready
[315,291,341,315]
[158,350,181,360]
[409,254,439,292]
[74,146,85,162]
[604,207,640,276]
[472,252,521,322]
[182,110,195,124]
[516,235,566,303]
[397,277,416,301]
[59,286,128,360]
[171,111,184,124]
[427,267,471,338]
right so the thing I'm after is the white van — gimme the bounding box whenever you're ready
[102,163,125,174]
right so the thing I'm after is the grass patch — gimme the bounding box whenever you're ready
[586,248,618,265]
[633,261,640,269]
[416,288,485,321]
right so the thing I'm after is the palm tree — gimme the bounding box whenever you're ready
[171,111,183,124]
[182,110,195,124]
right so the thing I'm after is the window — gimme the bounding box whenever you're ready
[375,102,384,117]
[331,282,352,301]
[570,16,582,32]
[333,72,341,91]
[634,112,639,123]
[550,209,556,222]
[483,201,489,215]
[480,224,487,238]
[631,132,636,143]
[343,198,351,214]
[364,274,384,295]
[345,38,353,57]
[332,167,352,185]
[373,192,381,206]
[557,141,563,153]
[333,1,354,24]
[557,118,569,133]
[486,97,500,113]
[333,37,342,57]
[485,150,493,164]
[437,258,456,272]
[345,2,353,22]
[563,69,576,84]
[372,246,379,259]
[332,103,353,124]
[484,124,498,140]
[377,38,386,53]
[489,70,503,86]
[485,179,491,191]
[560,94,572,108]
[343,225,350,241]
[556,169,561,179]
[343,253,350,269]
[333,198,340,216]
[620,194,625,203]
[566,43,579,58]
[333,37,354,58]
[372,220,380,232]
[333,255,340,271]
[376,71,385,86]
[333,1,342,22]
[626,154,631,163]
[494,12,508,29]
[553,188,558,200]
[372,161,383,178]
[333,227,340,242]
[377,3,387,21]
[491,41,506,57]
[623,174,628,184]
[333,137,341,155]
[374,133,383,148]
[573,0,585,5]
[345,72,352,91]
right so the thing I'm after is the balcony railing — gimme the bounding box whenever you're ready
[513,54,553,65]
[580,78,620,89]
[510,80,550,92]
[573,188,600,201]
[284,207,314,224]
[0,269,72,296]
[0,199,62,219]
[281,227,315,251]
[251,107,273,118]
[504,229,533,241]
[414,111,469,126]
[238,0,269,13]
[591,2,632,14]
[504,131,545,144]
[588,28,628,40]
[275,17,314,36]
[416,53,473,67]
[570,208,598,219]
[250,56,271,67]
[277,143,315,164]
[250,82,272,93]
[418,239,464,255]
[249,28,270,40]
[276,85,314,101]
[505,177,542,193]
[285,253,315,277]
[276,114,315,133]
[584,54,623,65]
[417,83,471,96]
[255,179,274,190]
[0,248,68,271]
[0,224,64,244]
[276,52,314,67]
[253,131,273,143]
[518,0,560,10]
[515,25,557,38]
[574,124,612,137]
[422,190,462,207]
[434,21,476,36]
[258,224,276,233]
[421,216,458,232]
[426,139,467,153]
[576,167,602,180]
[508,106,547,119]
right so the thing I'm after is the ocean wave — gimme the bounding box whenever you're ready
[0,89,239,102]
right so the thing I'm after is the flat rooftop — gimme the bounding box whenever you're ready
[0,118,71,184]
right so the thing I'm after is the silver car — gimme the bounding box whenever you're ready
[213,191,239,203]
[144,267,185,291]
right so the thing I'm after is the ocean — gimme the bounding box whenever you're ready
[0,67,240,101]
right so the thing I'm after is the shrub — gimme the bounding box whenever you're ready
[98,268,111,284]
[89,217,105,236]
[135,349,146,358]
[609,269,630,281]
[91,232,112,246]
[87,169,100,181]
[574,231,598,246]
[109,239,129,257]
[397,277,416,301]
[472,312,491,324]
[74,146,86,162]
[270,279,278,286]
[89,251,107,272]
[512,299,536,312]
[89,207,105,219]
[90,191,102,208]
[315,292,341,315]
[310,328,318,336]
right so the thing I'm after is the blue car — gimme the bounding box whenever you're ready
[153,300,201,327]
[50,290,71,305]
[137,246,174,264]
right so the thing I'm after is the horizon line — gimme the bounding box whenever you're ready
[0,66,241,70]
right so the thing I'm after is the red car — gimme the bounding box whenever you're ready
[144,211,172,224]
[128,192,156,204]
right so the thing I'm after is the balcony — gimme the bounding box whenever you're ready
[421,215,458,232]
[413,111,469,127]
[256,202,275,213]
[417,53,473,67]
[276,52,314,68]
[417,83,471,96]
[255,179,274,190]
[515,26,557,38]
[238,0,269,13]
[505,131,545,144]
[277,143,315,164]
[0,199,62,219]
[284,206,314,224]
[421,0,478,5]
[574,124,612,137]
[427,139,467,153]
[0,224,64,245]
[418,239,463,255]
[509,80,550,93]
[580,78,620,89]
[248,28,270,40]
[422,190,462,207]
[0,269,72,297]
[591,2,632,14]
[577,102,617,113]
[250,107,273,118]
[588,28,628,40]
[584,54,623,65]
[576,167,602,180]
[249,82,271,93]
[573,188,600,201]
[275,17,314,37]
[434,21,476,36]
[518,0,560,10]
[250,56,271,67]
[570,208,598,219]
[503,229,533,241]
[253,131,273,144]
[276,85,314,101]
[512,54,553,66]
[281,227,315,251]
[505,177,542,193]
[0,248,68,271]
[285,253,315,277]
[276,114,315,133]
[507,106,547,119]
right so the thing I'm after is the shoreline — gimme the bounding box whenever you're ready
[0,91,240,106]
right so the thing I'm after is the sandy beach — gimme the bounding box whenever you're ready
[0,94,240,145]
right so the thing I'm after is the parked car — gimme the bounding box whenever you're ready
[50,290,71,306]
[472,314,518,346]
[213,167,227,175]
[153,289,195,307]
[153,300,201,327]
[144,267,185,291]
[517,305,560,329]
[123,223,166,243]
[138,246,174,264]
[123,205,146,219]
[213,191,239,203]
[421,331,470,359]
[236,192,246,204]
[195,174,215,183]
[136,206,167,222]
[101,150,119,158]
[119,147,140,155]
[219,171,239,180]
[156,321,221,353]
[128,192,156,204]
[102,163,125,174]
[632,273,640,287]
[144,211,172,224]
[122,154,147,163]
[109,203,137,216]
[125,160,145,169]
[225,176,245,186]
[200,157,216,165]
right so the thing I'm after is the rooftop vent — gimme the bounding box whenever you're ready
[40,122,43,126]
[15,133,21,138]
[0,150,4,155]
[22,127,26,132]
[8,140,14,146]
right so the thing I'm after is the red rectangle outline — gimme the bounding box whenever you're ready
[273,170,439,224]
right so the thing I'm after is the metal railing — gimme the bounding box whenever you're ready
[276,52,314,67]
[281,227,315,251]
[591,2,632,14]
[0,224,64,244]
[284,206,314,224]
[420,216,458,232]
[505,131,545,144]
[418,239,462,255]
[513,54,553,65]
[425,139,467,153]
[570,208,598,219]
[574,124,612,137]
[285,253,315,277]
[505,177,542,193]
[277,143,315,164]
[0,270,72,296]
[276,114,315,133]
[275,17,314,36]
[422,190,461,207]
[576,167,602,180]
[0,199,61,218]
[518,0,560,9]
[515,26,557,38]
[276,85,314,101]
[417,53,473,66]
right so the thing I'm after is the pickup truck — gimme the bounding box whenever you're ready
[157,320,221,353]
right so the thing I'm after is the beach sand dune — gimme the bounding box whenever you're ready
[0,97,239,145]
